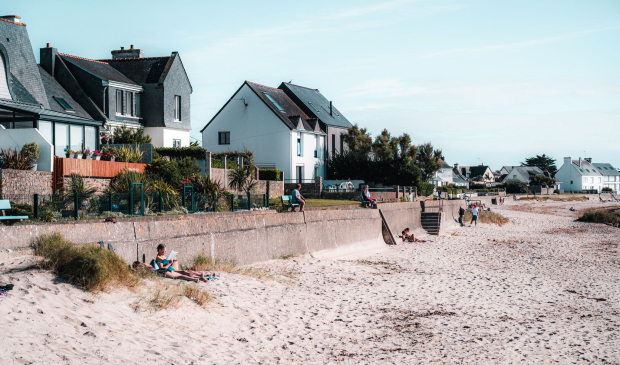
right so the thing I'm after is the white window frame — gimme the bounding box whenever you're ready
[173,139,181,147]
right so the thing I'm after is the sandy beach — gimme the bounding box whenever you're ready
[1,198,619,364]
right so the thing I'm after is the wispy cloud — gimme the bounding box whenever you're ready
[423,26,620,57]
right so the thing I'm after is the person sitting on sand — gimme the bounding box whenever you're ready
[155,244,179,271]
[133,262,211,282]
[402,228,426,243]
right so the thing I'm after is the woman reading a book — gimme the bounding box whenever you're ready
[155,244,179,271]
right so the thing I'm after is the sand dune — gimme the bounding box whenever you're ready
[1,199,618,364]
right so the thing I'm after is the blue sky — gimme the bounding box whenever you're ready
[7,0,620,169]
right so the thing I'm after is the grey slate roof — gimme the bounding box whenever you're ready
[246,82,321,133]
[38,65,92,120]
[593,163,620,176]
[59,54,138,85]
[569,159,602,176]
[0,98,96,123]
[279,82,352,129]
[104,56,171,84]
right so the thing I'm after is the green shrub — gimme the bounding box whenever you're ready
[417,181,435,196]
[9,201,33,218]
[114,145,145,163]
[108,169,151,193]
[21,142,40,163]
[506,180,528,194]
[211,158,238,169]
[602,187,612,192]
[112,125,152,144]
[155,146,206,160]
[35,232,139,292]
[259,169,282,181]
[578,210,619,225]
[1,148,30,170]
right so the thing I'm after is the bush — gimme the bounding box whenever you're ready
[8,201,33,218]
[114,145,145,163]
[463,210,510,226]
[211,157,238,169]
[602,187,612,192]
[259,169,282,181]
[417,181,435,196]
[155,146,206,160]
[0,148,30,170]
[34,232,138,292]
[21,142,40,164]
[108,169,151,194]
[506,180,528,194]
[146,157,201,187]
[578,210,619,225]
[112,125,152,144]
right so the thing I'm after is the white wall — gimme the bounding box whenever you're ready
[202,84,292,179]
[290,130,325,181]
[144,127,190,148]
[555,159,604,192]
[0,128,54,171]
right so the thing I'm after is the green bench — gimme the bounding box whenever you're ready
[0,200,29,226]
[281,195,300,211]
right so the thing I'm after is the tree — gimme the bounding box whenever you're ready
[341,124,372,158]
[416,142,443,182]
[522,154,557,177]
[529,175,555,187]
[229,164,258,194]
[112,125,152,144]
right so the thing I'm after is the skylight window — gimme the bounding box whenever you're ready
[262,93,285,112]
[580,169,584,172]
[592,169,596,172]
[54,96,74,111]
[586,169,590,172]
[308,102,320,112]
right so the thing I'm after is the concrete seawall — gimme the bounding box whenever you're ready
[1,208,389,266]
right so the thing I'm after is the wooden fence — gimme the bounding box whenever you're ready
[53,157,146,191]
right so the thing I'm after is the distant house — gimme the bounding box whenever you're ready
[278,82,353,157]
[593,163,620,192]
[555,157,603,192]
[432,160,469,188]
[200,81,326,182]
[500,166,545,184]
[454,164,494,183]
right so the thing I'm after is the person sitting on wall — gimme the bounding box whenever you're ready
[346,178,355,191]
[402,228,426,243]
[292,184,306,212]
[362,186,376,208]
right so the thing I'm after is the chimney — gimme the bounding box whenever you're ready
[454,163,459,171]
[329,101,333,116]
[579,157,582,167]
[40,43,58,77]
[584,157,592,163]
[0,15,21,23]
[111,45,143,59]
[564,157,571,166]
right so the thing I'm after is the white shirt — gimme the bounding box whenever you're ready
[472,207,478,216]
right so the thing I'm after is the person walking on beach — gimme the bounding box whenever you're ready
[458,206,465,226]
[469,205,479,227]
[292,184,306,212]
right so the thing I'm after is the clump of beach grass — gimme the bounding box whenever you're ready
[35,232,139,292]
[578,210,620,226]
[135,281,211,312]
[182,284,211,307]
[463,210,510,226]
[519,196,588,202]
[191,255,271,280]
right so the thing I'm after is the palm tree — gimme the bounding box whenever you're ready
[228,164,257,194]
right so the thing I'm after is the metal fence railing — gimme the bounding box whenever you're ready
[0,191,269,222]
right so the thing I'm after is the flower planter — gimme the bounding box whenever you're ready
[70,154,77,159]
[30,164,38,171]
[85,155,92,160]
[110,157,116,162]
[95,156,101,161]
[65,153,70,158]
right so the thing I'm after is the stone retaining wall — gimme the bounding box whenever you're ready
[0,169,53,198]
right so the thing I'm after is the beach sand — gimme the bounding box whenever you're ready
[1,199,619,364]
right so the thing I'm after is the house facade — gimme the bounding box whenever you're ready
[593,163,619,192]
[0,15,192,156]
[454,164,495,183]
[555,157,603,192]
[200,81,325,182]
[500,166,544,184]
[0,15,99,161]
[432,160,469,188]
[278,82,353,157]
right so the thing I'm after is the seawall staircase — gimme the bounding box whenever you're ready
[420,212,441,235]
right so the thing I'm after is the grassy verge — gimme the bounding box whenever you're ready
[578,210,620,225]
[519,196,588,202]
[35,232,139,292]
[463,210,510,226]
[191,256,271,280]
[269,197,360,211]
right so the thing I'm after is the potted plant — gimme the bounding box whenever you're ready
[84,149,92,160]
[21,142,41,171]
[64,147,71,158]
[104,151,116,162]
[74,150,83,159]
[93,150,102,160]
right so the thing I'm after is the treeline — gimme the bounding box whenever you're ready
[326,126,443,196]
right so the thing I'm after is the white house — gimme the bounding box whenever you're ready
[454,164,495,182]
[555,157,603,192]
[200,81,326,182]
[432,160,469,188]
[593,163,620,193]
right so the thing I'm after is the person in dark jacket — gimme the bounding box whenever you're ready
[458,206,465,226]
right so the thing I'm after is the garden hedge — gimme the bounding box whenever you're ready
[155,146,207,160]
[259,169,283,181]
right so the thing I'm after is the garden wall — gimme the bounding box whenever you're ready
[0,169,53,198]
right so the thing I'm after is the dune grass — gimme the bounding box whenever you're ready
[519,196,588,202]
[35,232,139,292]
[463,210,510,226]
[578,210,620,225]
[191,255,271,280]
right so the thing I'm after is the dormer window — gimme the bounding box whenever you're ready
[53,96,74,112]
[174,95,181,121]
